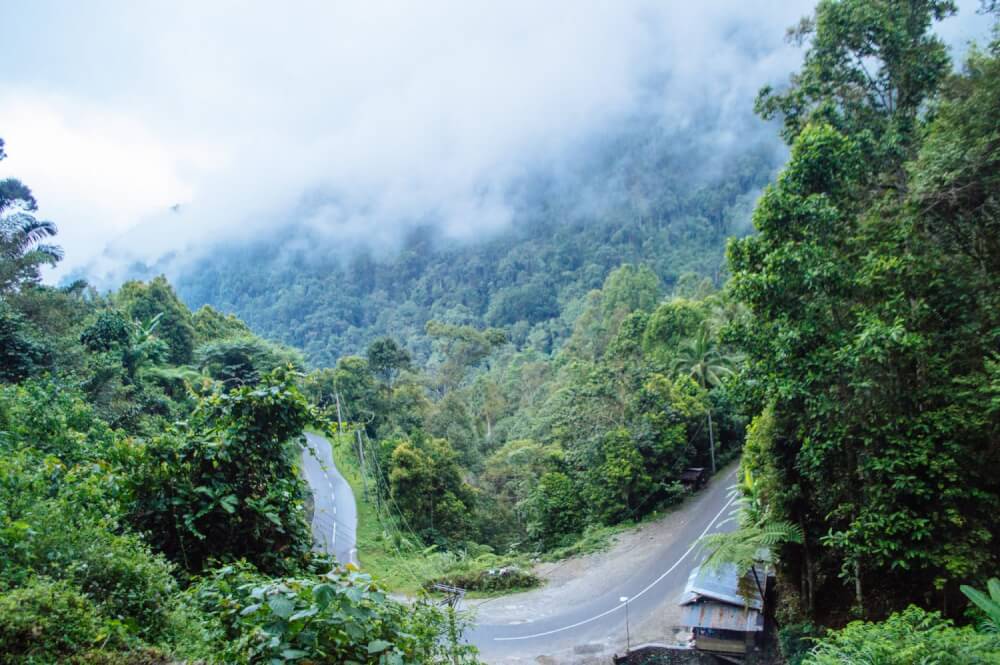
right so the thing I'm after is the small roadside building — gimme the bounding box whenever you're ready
[679,563,767,663]
[680,467,708,490]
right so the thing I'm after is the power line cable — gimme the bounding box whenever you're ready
[326,397,429,588]
[362,430,428,552]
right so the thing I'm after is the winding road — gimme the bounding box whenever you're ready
[467,464,738,662]
[299,432,738,663]
[301,432,358,566]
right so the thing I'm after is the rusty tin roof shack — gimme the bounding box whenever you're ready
[680,562,765,611]
[679,563,767,660]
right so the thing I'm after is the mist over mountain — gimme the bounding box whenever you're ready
[4,1,985,365]
[153,111,781,365]
[2,1,834,284]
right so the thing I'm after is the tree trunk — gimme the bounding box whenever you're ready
[707,410,717,474]
[802,528,816,614]
[854,560,864,613]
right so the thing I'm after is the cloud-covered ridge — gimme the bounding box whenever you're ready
[0,0,988,284]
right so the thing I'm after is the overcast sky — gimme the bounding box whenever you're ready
[0,1,990,281]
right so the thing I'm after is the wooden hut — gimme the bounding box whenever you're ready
[679,563,766,663]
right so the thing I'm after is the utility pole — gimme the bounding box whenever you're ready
[356,429,368,499]
[707,410,717,474]
[619,596,631,653]
[334,391,344,435]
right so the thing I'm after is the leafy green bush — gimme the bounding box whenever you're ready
[0,449,180,642]
[0,577,111,664]
[777,621,818,665]
[122,368,317,575]
[804,606,1000,665]
[190,564,480,664]
[962,578,1000,633]
[0,300,49,383]
[0,380,117,465]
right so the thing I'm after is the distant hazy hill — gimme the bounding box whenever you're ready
[174,118,781,367]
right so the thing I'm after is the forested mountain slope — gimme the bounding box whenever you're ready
[173,117,781,366]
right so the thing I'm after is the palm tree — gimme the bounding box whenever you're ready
[672,322,736,473]
[0,212,63,292]
[1,155,62,291]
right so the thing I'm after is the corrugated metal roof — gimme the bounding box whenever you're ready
[680,599,764,632]
[681,564,764,610]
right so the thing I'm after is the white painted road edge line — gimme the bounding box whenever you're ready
[493,484,738,642]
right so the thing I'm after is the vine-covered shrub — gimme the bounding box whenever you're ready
[0,578,108,663]
[0,577,173,665]
[425,564,541,593]
[190,563,479,664]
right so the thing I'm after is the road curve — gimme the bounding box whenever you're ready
[301,432,358,566]
[467,465,739,661]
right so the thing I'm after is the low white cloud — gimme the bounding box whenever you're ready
[0,0,991,283]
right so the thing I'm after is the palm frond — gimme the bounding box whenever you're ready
[961,579,1000,633]
[29,243,64,262]
[16,219,59,250]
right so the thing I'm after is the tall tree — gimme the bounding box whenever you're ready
[117,276,197,365]
[757,0,956,176]
[729,0,999,619]
[672,322,734,473]
[0,139,63,292]
[366,337,411,392]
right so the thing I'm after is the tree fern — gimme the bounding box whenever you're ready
[699,472,803,604]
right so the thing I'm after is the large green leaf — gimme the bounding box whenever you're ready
[268,594,296,620]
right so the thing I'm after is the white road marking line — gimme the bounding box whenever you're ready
[494,483,738,642]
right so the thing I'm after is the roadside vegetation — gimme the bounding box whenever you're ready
[701,0,1000,661]
[324,430,540,598]
[1,1,998,662]
[0,146,479,661]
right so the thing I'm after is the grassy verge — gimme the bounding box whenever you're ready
[313,430,538,598]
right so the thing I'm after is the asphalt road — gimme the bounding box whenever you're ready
[298,431,738,661]
[467,465,739,661]
[301,432,358,566]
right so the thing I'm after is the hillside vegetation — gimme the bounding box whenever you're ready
[0,152,478,662]
[1,1,999,663]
